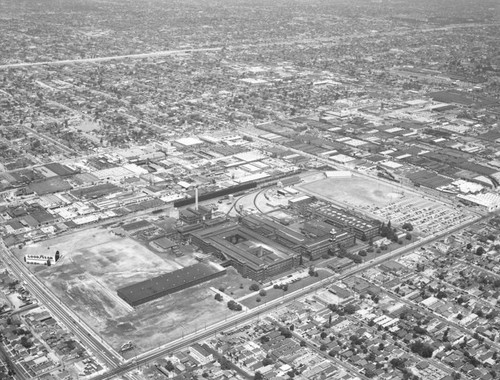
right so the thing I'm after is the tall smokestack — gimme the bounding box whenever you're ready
[195,187,199,211]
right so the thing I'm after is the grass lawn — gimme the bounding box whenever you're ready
[241,269,332,309]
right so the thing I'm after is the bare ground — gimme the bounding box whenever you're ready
[14,227,244,354]
[298,176,409,209]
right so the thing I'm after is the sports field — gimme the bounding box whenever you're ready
[298,175,408,209]
[14,227,237,355]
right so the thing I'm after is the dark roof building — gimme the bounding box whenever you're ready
[117,263,226,307]
[312,205,379,240]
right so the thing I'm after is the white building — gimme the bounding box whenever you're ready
[24,251,60,265]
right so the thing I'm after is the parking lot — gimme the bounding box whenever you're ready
[363,196,477,234]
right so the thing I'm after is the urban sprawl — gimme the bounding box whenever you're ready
[1,1,500,380]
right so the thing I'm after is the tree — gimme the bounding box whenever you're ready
[249,283,260,291]
[227,300,242,311]
[436,290,447,299]
[165,361,175,371]
[214,293,223,301]
[486,310,498,320]
[279,327,292,338]
[350,334,363,345]
[259,289,267,297]
[390,358,406,369]
[358,249,367,257]
[219,357,232,370]
[352,255,363,264]
[20,336,32,349]
[414,325,427,335]
[262,357,273,366]
[402,222,413,231]
[254,371,264,380]
[410,340,434,358]
[475,246,485,255]
[344,304,358,315]
[46,259,51,266]
[365,368,377,378]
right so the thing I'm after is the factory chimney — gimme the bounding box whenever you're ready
[195,187,199,211]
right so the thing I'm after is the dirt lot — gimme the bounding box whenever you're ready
[14,227,242,355]
[298,176,408,209]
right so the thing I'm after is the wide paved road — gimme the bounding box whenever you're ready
[1,22,497,70]
[0,48,222,69]
[0,241,126,377]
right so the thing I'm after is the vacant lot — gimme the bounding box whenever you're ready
[14,227,237,355]
[299,176,408,209]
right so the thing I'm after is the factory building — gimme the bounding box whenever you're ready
[311,205,379,241]
[117,263,226,307]
[188,213,357,279]
[190,223,300,281]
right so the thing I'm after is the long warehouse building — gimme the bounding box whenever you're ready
[117,263,226,307]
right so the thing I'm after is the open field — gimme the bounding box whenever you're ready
[13,227,243,355]
[297,175,476,234]
[213,268,256,300]
[298,176,407,209]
